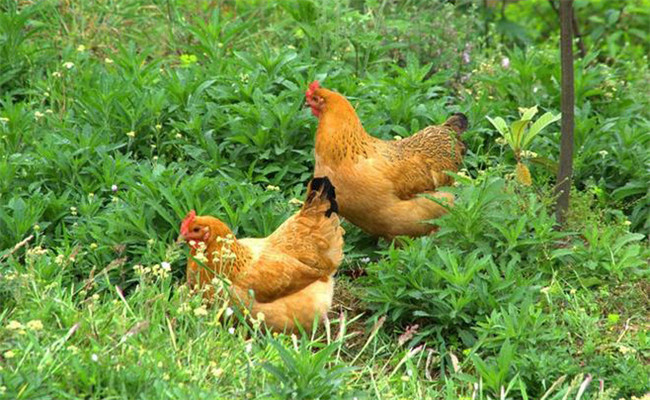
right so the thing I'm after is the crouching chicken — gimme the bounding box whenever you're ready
[178,177,343,332]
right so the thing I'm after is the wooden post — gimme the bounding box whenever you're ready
[555,0,575,225]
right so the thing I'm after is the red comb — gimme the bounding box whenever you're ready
[306,80,320,98]
[180,210,196,236]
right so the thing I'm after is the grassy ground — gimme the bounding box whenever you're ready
[1,0,649,399]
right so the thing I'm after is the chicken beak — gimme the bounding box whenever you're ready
[176,234,186,245]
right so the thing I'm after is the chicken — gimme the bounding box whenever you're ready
[305,81,467,238]
[178,177,344,332]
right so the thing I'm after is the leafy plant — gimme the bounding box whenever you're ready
[487,106,560,185]
[263,338,356,400]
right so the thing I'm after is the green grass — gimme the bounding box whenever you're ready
[1,0,649,399]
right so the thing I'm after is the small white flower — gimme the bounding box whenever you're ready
[245,342,252,353]
[111,184,118,192]
[598,150,608,158]
[63,62,75,69]
[360,257,371,264]
[161,261,171,271]
[225,307,234,317]
[34,111,45,120]
[55,254,65,265]
[91,353,98,362]
[520,150,538,159]
[228,327,235,335]
[501,57,510,69]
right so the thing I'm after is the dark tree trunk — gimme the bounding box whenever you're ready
[555,0,575,225]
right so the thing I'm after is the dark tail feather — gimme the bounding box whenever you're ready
[306,177,339,217]
[445,113,469,134]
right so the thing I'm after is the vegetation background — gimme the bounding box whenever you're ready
[0,0,648,398]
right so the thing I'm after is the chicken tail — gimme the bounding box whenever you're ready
[444,113,469,135]
[304,177,339,217]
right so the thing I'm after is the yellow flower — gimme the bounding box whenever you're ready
[177,303,191,314]
[515,162,532,186]
[126,131,136,138]
[3,350,15,359]
[193,306,208,317]
[63,61,75,69]
[90,243,98,250]
[265,185,280,191]
[6,320,23,330]
[76,45,86,52]
[26,320,43,331]
[105,58,114,64]
[288,198,303,206]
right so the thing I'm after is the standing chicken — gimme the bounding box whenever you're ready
[305,81,467,238]
[178,177,343,332]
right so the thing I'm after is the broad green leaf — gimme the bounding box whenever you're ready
[486,116,509,136]
[529,156,559,174]
[511,120,530,149]
[522,112,561,148]
[518,106,538,121]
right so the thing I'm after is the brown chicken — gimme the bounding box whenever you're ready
[305,81,467,238]
[179,177,343,332]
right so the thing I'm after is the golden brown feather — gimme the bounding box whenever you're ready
[179,177,344,332]
[306,83,467,238]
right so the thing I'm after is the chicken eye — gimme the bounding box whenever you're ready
[193,227,200,232]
